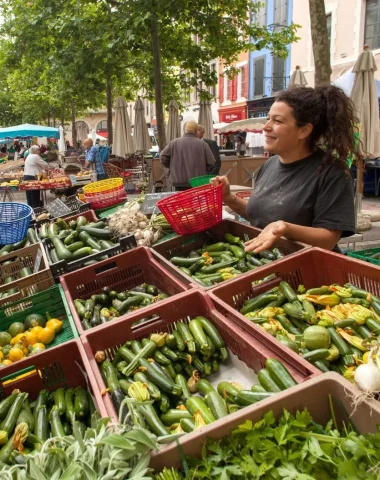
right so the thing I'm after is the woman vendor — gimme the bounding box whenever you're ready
[212,85,357,253]
[23,144,48,208]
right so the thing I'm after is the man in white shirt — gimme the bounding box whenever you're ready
[23,145,48,208]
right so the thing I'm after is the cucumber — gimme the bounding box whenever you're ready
[266,358,297,390]
[257,369,282,393]
[50,235,73,261]
[185,397,216,424]
[205,391,228,419]
[234,390,274,406]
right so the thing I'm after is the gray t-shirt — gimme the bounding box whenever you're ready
[247,149,355,238]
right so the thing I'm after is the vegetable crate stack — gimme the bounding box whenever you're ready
[0,339,107,466]
[0,243,54,307]
[152,219,308,289]
[0,285,78,374]
[209,247,380,394]
[80,288,318,440]
[38,209,137,279]
[60,246,188,335]
[149,372,380,477]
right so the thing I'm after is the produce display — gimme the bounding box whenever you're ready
[169,233,285,286]
[73,284,169,330]
[96,317,298,436]
[240,281,380,383]
[0,313,65,365]
[0,179,19,189]
[0,386,98,466]
[39,215,119,264]
[0,228,39,258]
[107,198,172,247]
[155,407,380,480]
[19,177,72,190]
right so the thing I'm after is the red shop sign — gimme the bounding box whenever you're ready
[219,107,246,123]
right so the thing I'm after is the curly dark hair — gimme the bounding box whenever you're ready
[275,85,361,171]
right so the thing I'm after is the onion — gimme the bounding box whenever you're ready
[138,221,147,229]
[143,229,154,242]
[137,239,147,246]
[354,348,380,393]
[134,229,143,240]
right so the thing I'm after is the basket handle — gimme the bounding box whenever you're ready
[94,261,119,276]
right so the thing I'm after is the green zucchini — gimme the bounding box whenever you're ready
[196,317,227,360]
[250,384,267,393]
[186,397,216,424]
[328,327,352,355]
[257,369,282,392]
[133,372,161,400]
[234,390,274,406]
[53,388,66,416]
[64,231,78,245]
[138,359,182,396]
[189,318,210,355]
[67,241,85,252]
[176,322,196,353]
[138,404,168,436]
[302,349,330,362]
[50,248,59,263]
[72,247,92,259]
[240,293,278,315]
[196,379,216,396]
[50,235,73,261]
[180,417,195,433]
[276,334,300,353]
[48,223,60,237]
[205,391,228,419]
[76,216,88,227]
[175,374,191,400]
[366,318,380,332]
[77,226,112,239]
[217,381,241,402]
[65,389,76,422]
[161,409,192,426]
[0,394,17,421]
[117,296,145,315]
[170,257,203,267]
[266,358,297,390]
[79,231,102,250]
[50,406,65,437]
[35,406,49,441]
[74,387,89,418]
[172,329,185,351]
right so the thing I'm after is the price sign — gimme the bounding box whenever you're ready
[45,199,71,218]
[139,192,177,215]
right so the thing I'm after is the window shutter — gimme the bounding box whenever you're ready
[254,58,264,96]
[231,75,237,101]
[243,65,248,98]
[219,74,224,102]
[272,57,285,93]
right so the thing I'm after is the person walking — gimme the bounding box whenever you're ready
[84,138,106,180]
[160,120,215,191]
[197,125,221,175]
[23,144,48,208]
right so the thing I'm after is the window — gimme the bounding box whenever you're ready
[326,14,332,51]
[252,0,266,27]
[254,58,265,96]
[365,0,380,50]
[273,0,288,29]
[224,75,229,101]
[96,120,107,131]
[237,66,247,98]
[209,64,216,97]
[272,57,286,93]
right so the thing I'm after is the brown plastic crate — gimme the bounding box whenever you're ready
[81,289,318,423]
[60,246,188,335]
[151,219,309,290]
[149,372,380,470]
[208,247,380,365]
[0,243,54,306]
[0,339,108,418]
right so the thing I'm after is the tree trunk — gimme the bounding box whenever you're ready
[71,102,77,147]
[61,107,65,132]
[150,13,166,150]
[309,0,331,86]
[106,74,113,145]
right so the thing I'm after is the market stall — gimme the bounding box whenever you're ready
[0,179,379,477]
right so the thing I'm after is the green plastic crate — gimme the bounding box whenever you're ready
[96,200,126,218]
[347,248,380,266]
[0,285,79,350]
[189,174,214,187]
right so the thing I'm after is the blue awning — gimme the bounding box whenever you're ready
[0,124,59,140]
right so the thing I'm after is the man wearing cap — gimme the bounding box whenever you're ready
[160,120,215,191]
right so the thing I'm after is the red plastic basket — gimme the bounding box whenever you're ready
[0,339,107,418]
[157,184,223,235]
[60,247,188,335]
[208,247,380,369]
[85,185,126,209]
[81,289,319,422]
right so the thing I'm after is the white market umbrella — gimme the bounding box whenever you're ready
[166,99,181,142]
[87,133,107,142]
[350,45,380,217]
[58,126,65,153]
[91,129,97,143]
[198,100,214,140]
[289,66,308,87]
[113,96,135,157]
[134,97,152,154]
[76,123,89,143]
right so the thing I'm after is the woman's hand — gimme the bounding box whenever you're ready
[210,175,233,203]
[245,221,287,253]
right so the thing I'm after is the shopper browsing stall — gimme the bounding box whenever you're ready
[212,86,357,253]
[84,138,105,180]
[23,144,48,208]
